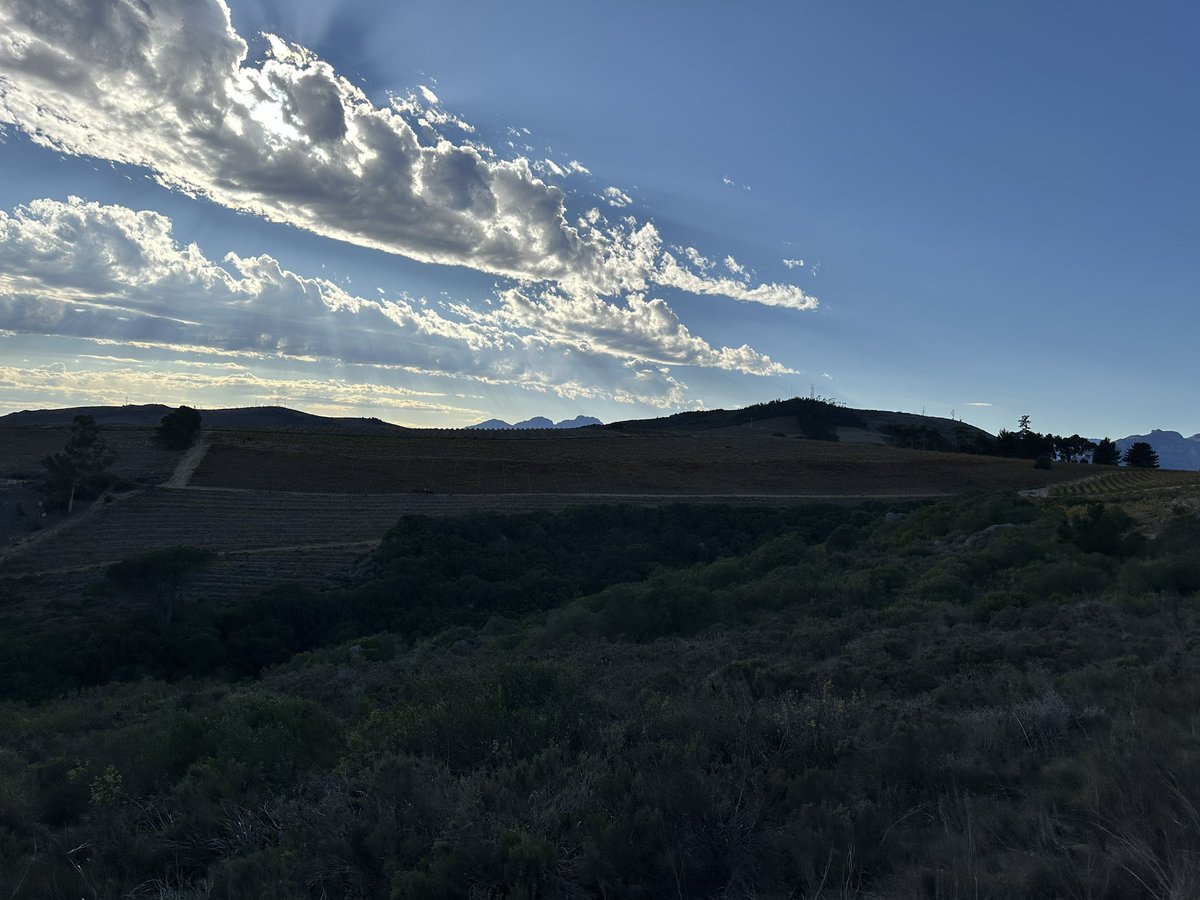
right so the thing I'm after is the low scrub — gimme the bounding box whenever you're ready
[1,495,1199,897]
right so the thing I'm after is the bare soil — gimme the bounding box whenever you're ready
[189,427,1093,496]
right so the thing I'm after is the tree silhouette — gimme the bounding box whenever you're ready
[1056,434,1095,463]
[105,546,215,630]
[41,415,117,512]
[1092,438,1120,466]
[1122,442,1160,469]
[156,405,203,449]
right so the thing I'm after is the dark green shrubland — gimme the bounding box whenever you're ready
[2,495,1200,896]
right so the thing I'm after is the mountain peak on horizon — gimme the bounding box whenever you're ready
[465,414,602,430]
[1115,428,1200,470]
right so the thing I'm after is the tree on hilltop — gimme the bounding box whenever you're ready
[41,414,117,513]
[1122,441,1160,469]
[156,405,202,449]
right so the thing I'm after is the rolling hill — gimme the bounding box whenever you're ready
[0,403,406,433]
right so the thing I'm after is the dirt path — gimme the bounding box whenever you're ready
[0,490,140,572]
[0,539,380,579]
[164,434,211,488]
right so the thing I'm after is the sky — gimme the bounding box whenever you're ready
[0,1,1197,436]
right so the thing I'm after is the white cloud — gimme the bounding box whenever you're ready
[0,0,814,312]
[602,186,633,208]
[782,258,805,269]
[657,252,818,310]
[418,84,439,104]
[487,288,795,376]
[724,255,750,281]
[966,401,993,407]
[0,197,789,409]
[680,247,715,273]
[0,362,480,418]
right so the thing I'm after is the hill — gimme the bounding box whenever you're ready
[609,396,994,450]
[0,403,406,434]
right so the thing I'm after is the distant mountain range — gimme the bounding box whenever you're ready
[1114,430,1200,471]
[466,415,602,430]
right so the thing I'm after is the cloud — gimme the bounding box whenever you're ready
[782,258,805,269]
[0,0,813,312]
[485,289,795,376]
[0,197,785,407]
[965,402,993,407]
[602,186,633,208]
[724,256,750,281]
[0,360,495,422]
[657,251,818,310]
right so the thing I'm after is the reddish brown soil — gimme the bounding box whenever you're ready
[189,428,1093,496]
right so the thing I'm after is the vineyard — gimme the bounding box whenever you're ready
[189,427,1093,495]
[0,485,843,610]
[1,487,413,608]
[0,425,181,483]
[1049,467,1200,497]
[4,422,1183,613]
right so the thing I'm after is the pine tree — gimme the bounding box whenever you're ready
[41,415,117,512]
[1122,441,1160,469]
[1092,438,1120,466]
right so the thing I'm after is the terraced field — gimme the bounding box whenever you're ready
[1,487,404,584]
[0,425,181,483]
[0,425,1116,611]
[191,427,1093,495]
[0,485,852,609]
[1048,468,1200,497]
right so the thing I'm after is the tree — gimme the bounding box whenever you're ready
[1122,441,1160,469]
[41,415,117,513]
[1092,437,1120,466]
[1056,434,1096,464]
[156,405,202,449]
[105,546,215,630]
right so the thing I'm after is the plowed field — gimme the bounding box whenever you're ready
[189,428,1093,496]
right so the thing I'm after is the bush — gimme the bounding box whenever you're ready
[156,406,203,449]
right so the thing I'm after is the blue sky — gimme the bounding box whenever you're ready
[0,1,1196,436]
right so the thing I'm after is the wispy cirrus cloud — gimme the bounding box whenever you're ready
[0,0,816,312]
